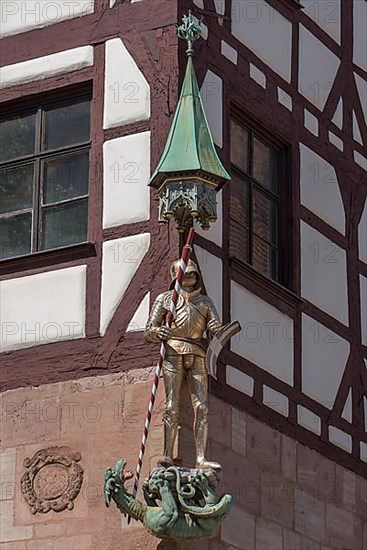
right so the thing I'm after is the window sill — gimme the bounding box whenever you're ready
[229,257,303,317]
[0,242,96,277]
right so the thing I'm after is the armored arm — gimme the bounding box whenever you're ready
[206,299,222,338]
[144,293,167,344]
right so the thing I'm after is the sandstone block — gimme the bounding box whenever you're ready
[283,528,302,550]
[297,445,336,502]
[222,504,255,549]
[301,535,321,549]
[207,395,232,448]
[1,395,60,448]
[211,440,261,515]
[281,435,296,482]
[255,518,282,550]
[231,406,246,456]
[295,491,326,543]
[0,448,15,500]
[326,503,355,549]
[27,534,92,549]
[260,471,294,529]
[355,475,367,520]
[60,384,124,438]
[0,501,33,543]
[247,417,281,473]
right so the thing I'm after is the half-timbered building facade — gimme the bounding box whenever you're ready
[0,1,366,549]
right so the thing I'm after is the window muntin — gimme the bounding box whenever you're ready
[230,119,282,282]
[0,97,90,260]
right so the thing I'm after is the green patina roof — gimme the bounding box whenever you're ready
[149,54,230,188]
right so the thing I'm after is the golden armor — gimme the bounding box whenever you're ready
[145,259,222,469]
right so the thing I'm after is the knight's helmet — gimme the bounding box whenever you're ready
[169,259,200,289]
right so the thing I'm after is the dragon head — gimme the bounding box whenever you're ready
[104,458,133,507]
[120,461,134,485]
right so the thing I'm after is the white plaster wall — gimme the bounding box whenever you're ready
[301,222,348,325]
[354,151,367,171]
[304,110,319,136]
[104,38,150,129]
[297,405,321,435]
[214,0,225,15]
[332,98,343,129]
[194,246,222,320]
[226,366,254,396]
[302,314,350,409]
[353,0,367,71]
[103,131,150,228]
[299,25,340,110]
[0,0,94,38]
[359,199,367,263]
[200,70,223,147]
[100,233,150,335]
[360,275,367,346]
[328,131,343,151]
[232,1,292,82]
[302,0,341,44]
[341,389,352,423]
[329,427,352,453]
[300,144,345,234]
[195,192,222,247]
[361,442,367,463]
[352,111,363,144]
[250,64,266,89]
[126,292,150,332]
[221,41,238,65]
[0,266,86,352]
[0,47,93,90]
[263,386,288,417]
[354,73,367,126]
[277,88,292,111]
[230,282,294,385]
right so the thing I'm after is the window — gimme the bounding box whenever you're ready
[230,118,284,282]
[0,95,91,260]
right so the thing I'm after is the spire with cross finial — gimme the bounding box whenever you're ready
[149,12,230,232]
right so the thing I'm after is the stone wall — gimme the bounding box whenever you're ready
[0,369,164,550]
[178,387,367,550]
[1,373,366,550]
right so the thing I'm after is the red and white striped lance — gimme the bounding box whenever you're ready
[129,228,195,518]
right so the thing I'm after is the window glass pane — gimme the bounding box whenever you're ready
[44,100,90,150]
[229,219,249,263]
[230,120,249,173]
[0,113,36,162]
[41,199,88,250]
[253,137,278,192]
[0,213,32,259]
[253,190,278,245]
[252,236,277,279]
[43,152,89,204]
[230,173,250,228]
[0,164,34,214]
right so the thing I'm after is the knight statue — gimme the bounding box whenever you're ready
[144,259,221,470]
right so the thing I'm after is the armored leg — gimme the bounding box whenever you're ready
[186,356,220,469]
[162,355,184,463]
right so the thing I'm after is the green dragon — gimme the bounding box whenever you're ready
[104,459,232,540]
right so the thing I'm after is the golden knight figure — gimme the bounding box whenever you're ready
[145,259,222,470]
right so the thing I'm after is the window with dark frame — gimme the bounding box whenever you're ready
[230,118,284,283]
[0,95,91,261]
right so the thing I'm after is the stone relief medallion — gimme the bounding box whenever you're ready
[20,446,83,514]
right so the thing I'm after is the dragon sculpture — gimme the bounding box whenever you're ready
[104,459,232,540]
